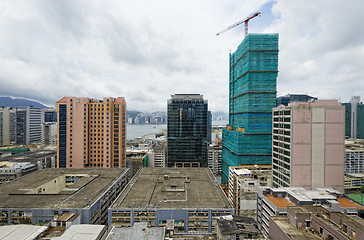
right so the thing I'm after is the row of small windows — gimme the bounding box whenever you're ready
[273,147,291,156]
[273,170,290,184]
[273,135,291,142]
[273,117,291,122]
[273,123,290,129]
[273,160,291,171]
[273,110,291,116]
[273,141,290,150]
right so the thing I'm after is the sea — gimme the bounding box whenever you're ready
[127,120,228,140]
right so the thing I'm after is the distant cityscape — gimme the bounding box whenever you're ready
[126,109,228,125]
[0,18,364,240]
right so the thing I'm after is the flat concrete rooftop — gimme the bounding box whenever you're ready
[112,168,231,209]
[0,150,56,163]
[106,223,164,240]
[0,168,128,209]
[270,216,321,240]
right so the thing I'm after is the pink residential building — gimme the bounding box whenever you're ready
[56,97,126,169]
[272,100,345,192]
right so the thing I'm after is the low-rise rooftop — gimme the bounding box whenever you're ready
[337,198,364,209]
[112,168,231,209]
[0,168,128,209]
[0,149,56,163]
[0,225,48,239]
[266,194,295,208]
[270,216,321,240]
[106,222,165,240]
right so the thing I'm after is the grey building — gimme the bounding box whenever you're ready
[208,144,222,176]
[0,149,57,171]
[16,107,42,146]
[167,94,209,167]
[109,168,233,234]
[0,162,38,184]
[41,122,57,146]
[0,168,129,226]
[0,107,16,147]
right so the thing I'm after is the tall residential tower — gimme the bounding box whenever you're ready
[56,97,126,168]
[222,34,279,183]
[167,94,209,167]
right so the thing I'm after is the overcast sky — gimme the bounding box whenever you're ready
[0,0,363,112]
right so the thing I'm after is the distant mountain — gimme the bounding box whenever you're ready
[0,97,48,109]
[126,110,141,118]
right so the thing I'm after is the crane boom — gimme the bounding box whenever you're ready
[216,12,261,37]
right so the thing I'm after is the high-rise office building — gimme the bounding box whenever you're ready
[276,93,317,107]
[41,108,57,123]
[0,107,16,146]
[343,96,364,139]
[272,100,345,191]
[56,97,126,168]
[221,34,279,183]
[15,107,42,146]
[167,94,209,167]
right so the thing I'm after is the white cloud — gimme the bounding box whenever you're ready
[0,0,363,112]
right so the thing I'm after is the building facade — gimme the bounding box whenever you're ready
[208,144,222,176]
[41,108,57,123]
[272,100,345,191]
[153,143,166,168]
[222,34,279,183]
[228,165,272,218]
[15,107,42,146]
[0,107,16,147]
[167,94,209,167]
[56,97,126,168]
[41,122,57,146]
[345,138,364,174]
[343,96,364,139]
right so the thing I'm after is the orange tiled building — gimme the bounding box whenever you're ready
[56,97,126,168]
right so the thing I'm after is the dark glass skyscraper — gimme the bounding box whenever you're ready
[167,94,209,167]
[343,96,364,139]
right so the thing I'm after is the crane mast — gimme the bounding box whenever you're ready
[216,12,261,37]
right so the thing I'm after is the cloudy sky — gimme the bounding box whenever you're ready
[0,0,363,112]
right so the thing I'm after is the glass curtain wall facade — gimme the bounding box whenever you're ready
[343,96,364,139]
[58,105,67,168]
[167,94,208,167]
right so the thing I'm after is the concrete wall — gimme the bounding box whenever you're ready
[269,218,291,240]
[27,175,66,194]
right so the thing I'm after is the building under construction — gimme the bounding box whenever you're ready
[222,34,279,183]
[0,168,129,226]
